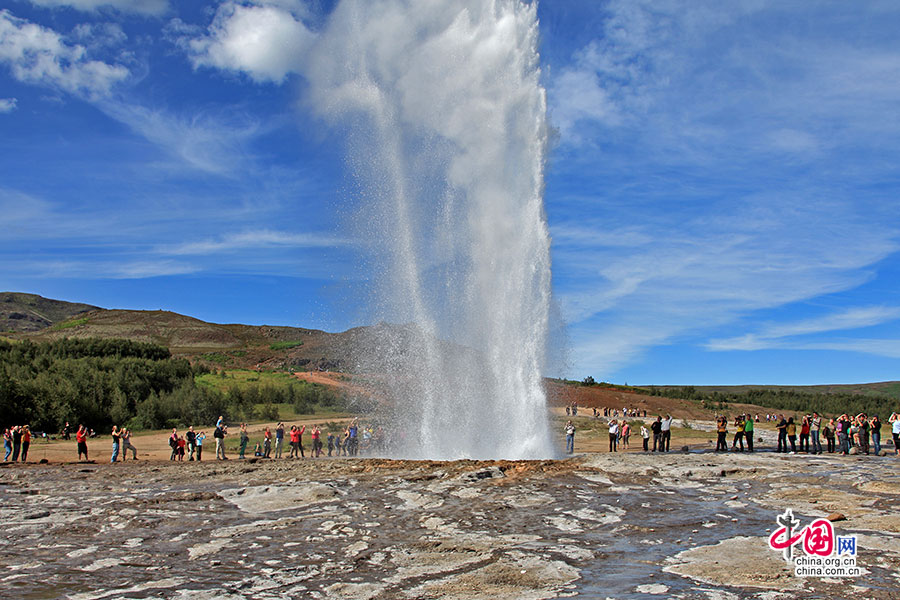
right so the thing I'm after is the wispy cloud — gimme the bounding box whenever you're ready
[545,1,900,378]
[159,229,346,255]
[0,97,16,112]
[790,339,900,360]
[26,0,169,17]
[707,306,900,352]
[15,258,198,279]
[98,101,261,175]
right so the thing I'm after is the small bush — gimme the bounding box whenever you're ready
[270,341,304,350]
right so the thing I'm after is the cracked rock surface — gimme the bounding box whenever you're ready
[1,452,898,599]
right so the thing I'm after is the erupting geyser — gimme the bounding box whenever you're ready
[308,0,554,459]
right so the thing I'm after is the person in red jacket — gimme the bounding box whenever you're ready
[76,425,88,461]
[311,425,321,457]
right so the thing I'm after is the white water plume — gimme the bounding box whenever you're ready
[307,0,554,459]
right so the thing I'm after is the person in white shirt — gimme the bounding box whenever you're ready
[640,424,650,452]
[660,415,672,452]
[608,419,619,452]
[565,421,576,454]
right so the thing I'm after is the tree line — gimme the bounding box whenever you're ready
[0,338,342,433]
[645,386,896,418]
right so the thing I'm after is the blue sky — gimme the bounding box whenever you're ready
[2,0,900,385]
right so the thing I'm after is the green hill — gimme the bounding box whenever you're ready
[1,292,98,333]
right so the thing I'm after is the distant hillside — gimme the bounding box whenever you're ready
[16,307,351,372]
[0,292,98,333]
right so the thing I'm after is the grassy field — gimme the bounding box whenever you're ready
[195,369,299,391]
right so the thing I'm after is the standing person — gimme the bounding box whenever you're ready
[177,435,187,461]
[214,424,228,460]
[20,426,31,462]
[715,416,728,452]
[823,419,835,453]
[239,423,249,459]
[837,415,849,454]
[11,425,21,462]
[110,425,121,463]
[62,422,70,441]
[660,415,672,452]
[121,428,138,460]
[274,422,285,459]
[76,424,89,461]
[731,415,745,452]
[810,412,822,454]
[799,416,810,453]
[311,424,322,457]
[169,428,179,461]
[608,419,618,452]
[3,427,12,461]
[640,423,650,451]
[776,415,788,453]
[565,420,575,454]
[857,413,870,455]
[297,424,306,457]
[651,417,662,452]
[347,420,359,456]
[195,431,206,461]
[186,426,197,461]
[289,425,300,458]
[786,417,797,454]
[871,415,882,455]
[326,432,335,457]
[743,414,754,452]
[263,427,272,458]
[621,421,630,449]
[890,413,900,455]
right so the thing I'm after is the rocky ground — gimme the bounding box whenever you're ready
[1,451,899,600]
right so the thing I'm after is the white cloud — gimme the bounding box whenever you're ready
[160,229,346,255]
[27,0,168,17]
[181,1,314,84]
[0,9,129,99]
[71,22,127,49]
[548,0,900,160]
[0,97,16,112]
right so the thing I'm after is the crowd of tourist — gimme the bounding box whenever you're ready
[6,407,900,463]
[2,425,32,462]
[562,407,900,457]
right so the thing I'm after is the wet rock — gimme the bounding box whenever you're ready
[219,483,339,514]
[635,583,669,594]
[664,535,801,590]
[24,510,50,520]
[460,466,505,482]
